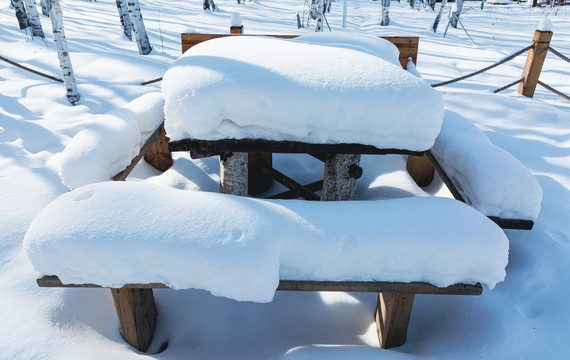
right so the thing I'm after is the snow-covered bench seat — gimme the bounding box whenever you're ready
[166,32,443,198]
[25,182,508,352]
[57,92,172,189]
[408,110,542,229]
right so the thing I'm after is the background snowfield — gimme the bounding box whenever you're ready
[0,0,569,358]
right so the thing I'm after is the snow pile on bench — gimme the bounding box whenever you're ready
[162,33,444,151]
[57,92,165,189]
[431,110,542,220]
[24,182,509,303]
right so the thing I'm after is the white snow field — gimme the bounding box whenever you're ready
[1,0,570,359]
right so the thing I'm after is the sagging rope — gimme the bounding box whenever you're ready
[493,78,523,94]
[431,45,533,88]
[537,80,570,102]
[0,54,63,83]
[548,46,570,64]
[141,77,162,86]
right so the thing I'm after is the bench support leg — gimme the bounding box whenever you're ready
[144,124,173,172]
[376,292,415,348]
[406,153,435,187]
[322,154,361,201]
[220,152,249,196]
[111,288,157,352]
[248,152,273,196]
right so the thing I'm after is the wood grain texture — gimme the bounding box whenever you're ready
[113,123,164,181]
[518,30,553,98]
[406,153,435,187]
[376,292,415,348]
[143,123,173,172]
[111,287,157,352]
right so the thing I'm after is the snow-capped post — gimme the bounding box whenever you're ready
[432,0,448,33]
[315,0,324,31]
[46,0,80,105]
[116,0,133,40]
[518,26,553,98]
[40,0,49,16]
[11,0,30,29]
[24,0,45,38]
[127,0,152,55]
[381,0,390,26]
[449,0,464,29]
[230,12,243,34]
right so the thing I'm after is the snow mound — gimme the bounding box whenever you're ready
[162,33,444,151]
[24,182,508,303]
[58,92,165,189]
[431,110,543,220]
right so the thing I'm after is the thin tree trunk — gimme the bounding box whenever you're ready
[432,0,448,33]
[47,0,80,105]
[11,0,30,29]
[429,0,436,10]
[381,0,390,26]
[480,0,485,9]
[126,0,152,55]
[449,0,464,29]
[409,0,416,8]
[24,0,45,37]
[40,0,49,16]
[203,0,216,11]
[115,0,132,40]
[315,0,324,31]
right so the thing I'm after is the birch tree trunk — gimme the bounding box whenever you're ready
[47,0,80,105]
[24,0,45,37]
[428,0,436,10]
[432,0,448,33]
[449,0,464,29]
[115,0,132,40]
[315,0,324,32]
[480,0,485,9]
[40,0,49,16]
[126,0,152,55]
[11,0,30,29]
[381,0,390,26]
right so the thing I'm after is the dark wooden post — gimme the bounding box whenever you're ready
[406,153,435,187]
[111,288,157,352]
[220,152,249,195]
[230,25,243,34]
[321,154,361,201]
[518,30,553,98]
[376,292,415,348]
[144,123,173,172]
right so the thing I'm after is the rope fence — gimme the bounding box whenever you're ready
[0,54,63,83]
[538,80,570,102]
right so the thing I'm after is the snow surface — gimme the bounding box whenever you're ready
[538,17,553,32]
[24,182,508,302]
[162,33,444,151]
[431,109,543,220]
[56,92,164,188]
[2,0,570,359]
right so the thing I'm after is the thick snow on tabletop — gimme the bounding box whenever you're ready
[162,33,444,151]
[431,110,543,220]
[24,182,508,303]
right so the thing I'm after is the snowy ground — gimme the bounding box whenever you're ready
[1,0,569,359]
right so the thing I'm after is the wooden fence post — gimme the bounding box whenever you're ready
[518,30,553,98]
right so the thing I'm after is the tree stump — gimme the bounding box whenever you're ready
[321,154,361,201]
[220,152,248,196]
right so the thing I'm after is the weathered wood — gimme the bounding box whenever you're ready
[181,34,418,69]
[406,153,435,187]
[376,292,415,348]
[518,30,553,98]
[268,180,323,199]
[220,152,248,195]
[113,124,164,181]
[322,154,361,201]
[248,152,273,195]
[260,166,320,200]
[111,287,157,352]
[169,138,423,156]
[426,151,534,230]
[37,275,483,295]
[143,123,173,172]
[230,25,243,34]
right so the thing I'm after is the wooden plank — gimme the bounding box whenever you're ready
[376,292,415,348]
[220,152,249,195]
[248,152,273,196]
[37,276,483,295]
[181,34,418,69]
[113,123,164,181]
[111,288,157,352]
[518,30,553,98]
[169,138,424,156]
[489,217,534,230]
[143,123,173,172]
[406,153,435,187]
[426,150,466,202]
[322,154,361,201]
